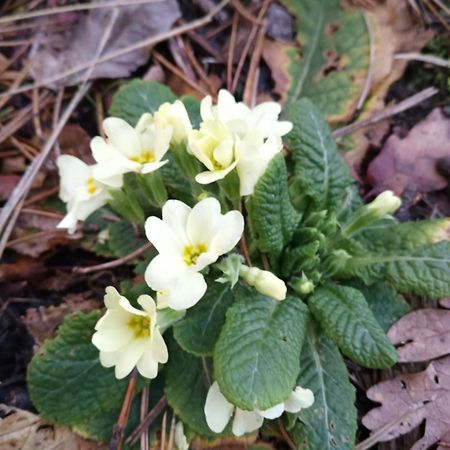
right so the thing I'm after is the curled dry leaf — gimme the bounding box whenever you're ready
[22,293,100,346]
[366,108,450,195]
[388,308,450,362]
[362,355,450,450]
[0,257,46,283]
[0,405,105,450]
[29,1,180,88]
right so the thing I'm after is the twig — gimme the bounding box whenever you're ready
[227,12,239,91]
[423,0,450,31]
[0,198,24,257]
[357,11,374,110]
[153,51,211,98]
[0,0,231,99]
[109,369,139,450]
[432,0,450,16]
[127,396,167,445]
[278,419,296,450]
[394,52,450,68]
[73,242,153,274]
[23,186,59,207]
[52,87,65,157]
[231,0,264,25]
[239,200,252,266]
[231,0,270,93]
[186,30,224,62]
[167,415,176,450]
[160,412,167,450]
[332,87,438,139]
[243,20,266,106]
[140,387,149,450]
[0,0,164,25]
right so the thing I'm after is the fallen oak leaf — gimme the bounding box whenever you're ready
[388,309,450,362]
[0,405,105,450]
[362,355,450,450]
[366,108,450,195]
[29,1,180,88]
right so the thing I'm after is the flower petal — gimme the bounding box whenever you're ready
[118,297,146,317]
[137,295,156,317]
[162,199,192,246]
[103,117,141,158]
[141,159,168,174]
[232,409,264,436]
[136,351,159,379]
[149,329,169,363]
[91,325,134,352]
[257,402,284,419]
[208,210,244,256]
[284,387,315,412]
[194,161,237,185]
[145,254,186,292]
[186,197,222,246]
[104,286,121,309]
[145,217,181,256]
[165,272,207,310]
[114,338,147,379]
[204,381,234,433]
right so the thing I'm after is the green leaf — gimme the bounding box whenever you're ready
[309,285,398,368]
[290,322,357,450]
[283,0,369,122]
[287,98,354,210]
[357,218,450,252]
[344,241,450,298]
[349,280,409,332]
[109,80,176,125]
[248,154,301,258]
[173,282,235,356]
[27,312,146,427]
[164,336,214,436]
[214,286,309,410]
[108,221,146,257]
[180,95,201,128]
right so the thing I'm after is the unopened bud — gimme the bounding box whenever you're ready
[366,191,402,217]
[240,265,287,301]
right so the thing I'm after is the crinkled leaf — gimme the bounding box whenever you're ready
[309,285,398,368]
[248,154,301,258]
[283,0,369,122]
[164,336,214,437]
[173,282,234,356]
[107,221,146,257]
[109,80,176,126]
[214,286,309,410]
[388,309,450,362]
[357,218,450,253]
[362,356,450,450]
[27,312,146,427]
[290,321,357,450]
[344,241,450,298]
[287,98,354,210]
[350,281,409,332]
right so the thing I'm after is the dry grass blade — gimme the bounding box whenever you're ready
[395,52,450,68]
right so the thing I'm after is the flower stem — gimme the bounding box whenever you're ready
[109,368,139,450]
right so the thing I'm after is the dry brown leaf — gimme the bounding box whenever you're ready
[29,1,180,88]
[0,405,105,450]
[344,0,434,173]
[0,257,46,283]
[0,175,20,201]
[388,309,450,362]
[440,298,450,308]
[362,355,450,450]
[190,433,259,450]
[22,293,99,346]
[366,108,450,195]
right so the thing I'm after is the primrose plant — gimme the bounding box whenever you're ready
[27,81,450,449]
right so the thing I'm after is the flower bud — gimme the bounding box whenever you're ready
[366,191,402,217]
[240,265,287,301]
[155,100,192,144]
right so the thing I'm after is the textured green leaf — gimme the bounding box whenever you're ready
[287,99,354,210]
[214,286,309,410]
[165,336,214,436]
[108,221,146,257]
[357,218,450,252]
[173,282,234,356]
[248,154,301,258]
[180,95,201,128]
[344,241,450,298]
[351,281,409,332]
[283,0,369,122]
[27,312,146,427]
[309,285,398,368]
[290,322,357,450]
[109,80,175,125]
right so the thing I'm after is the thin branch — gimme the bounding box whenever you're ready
[0,0,164,25]
[0,0,231,99]
[278,419,296,450]
[109,369,139,450]
[394,52,450,68]
[160,412,167,450]
[332,87,438,139]
[139,387,149,450]
[73,242,153,274]
[127,396,167,446]
[167,415,176,450]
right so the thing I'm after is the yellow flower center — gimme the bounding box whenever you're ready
[130,150,155,164]
[128,315,151,339]
[183,243,207,266]
[86,177,97,194]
